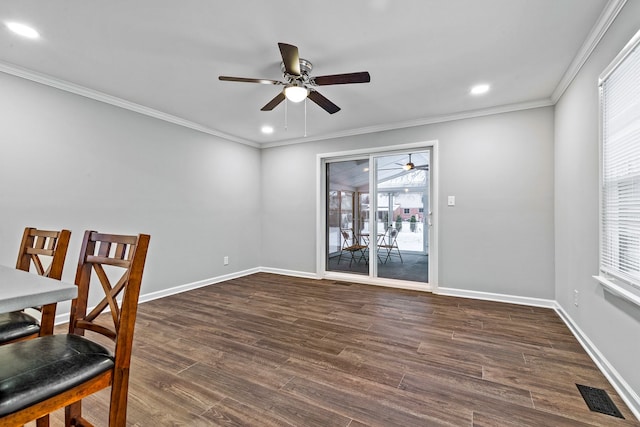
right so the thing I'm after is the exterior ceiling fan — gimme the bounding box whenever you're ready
[380,154,429,171]
[219,43,371,114]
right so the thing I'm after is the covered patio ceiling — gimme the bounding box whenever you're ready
[328,152,430,191]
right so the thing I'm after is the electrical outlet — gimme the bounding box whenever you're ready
[223,256,229,266]
[574,289,579,307]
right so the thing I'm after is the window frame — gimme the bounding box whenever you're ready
[595,29,640,307]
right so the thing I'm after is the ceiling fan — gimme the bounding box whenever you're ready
[380,154,429,171]
[219,42,371,114]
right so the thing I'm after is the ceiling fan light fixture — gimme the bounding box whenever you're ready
[284,84,309,103]
[403,162,414,171]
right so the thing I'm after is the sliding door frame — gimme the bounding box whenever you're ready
[316,140,439,292]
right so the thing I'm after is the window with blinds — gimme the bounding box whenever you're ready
[599,30,640,291]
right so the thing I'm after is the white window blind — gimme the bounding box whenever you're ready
[599,32,640,290]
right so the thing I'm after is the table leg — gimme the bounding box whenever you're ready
[39,303,57,336]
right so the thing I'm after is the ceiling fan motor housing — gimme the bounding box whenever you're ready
[281,58,313,84]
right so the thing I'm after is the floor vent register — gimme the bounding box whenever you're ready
[576,384,624,419]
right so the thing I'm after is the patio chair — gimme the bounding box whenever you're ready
[337,229,368,266]
[0,227,71,345]
[378,227,403,263]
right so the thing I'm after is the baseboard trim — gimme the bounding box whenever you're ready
[434,287,557,309]
[53,267,262,324]
[138,267,262,304]
[258,267,320,279]
[555,304,640,421]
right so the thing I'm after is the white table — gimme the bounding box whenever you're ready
[0,265,77,314]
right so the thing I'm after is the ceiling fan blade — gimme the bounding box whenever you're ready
[219,76,283,85]
[260,92,286,111]
[308,90,340,114]
[313,72,371,86]
[278,43,301,76]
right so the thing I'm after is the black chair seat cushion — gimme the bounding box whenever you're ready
[0,334,114,416]
[0,311,40,343]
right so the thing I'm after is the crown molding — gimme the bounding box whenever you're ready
[551,0,628,102]
[260,98,554,148]
[0,60,554,149]
[0,60,259,148]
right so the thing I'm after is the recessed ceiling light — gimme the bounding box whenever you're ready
[470,84,490,95]
[6,22,40,39]
[261,125,274,134]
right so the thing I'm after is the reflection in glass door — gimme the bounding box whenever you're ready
[325,150,431,284]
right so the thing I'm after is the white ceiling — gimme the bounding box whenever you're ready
[0,0,610,146]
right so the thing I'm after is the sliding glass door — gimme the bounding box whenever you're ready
[375,152,429,282]
[326,159,370,275]
[325,149,431,284]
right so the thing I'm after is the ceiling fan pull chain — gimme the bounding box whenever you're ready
[304,97,307,137]
[284,98,288,131]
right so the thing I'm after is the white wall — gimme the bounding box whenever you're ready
[554,0,640,408]
[0,71,262,308]
[261,107,555,299]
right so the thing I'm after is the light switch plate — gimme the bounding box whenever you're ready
[448,196,455,206]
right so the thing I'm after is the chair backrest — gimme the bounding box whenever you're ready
[341,229,362,247]
[69,231,150,367]
[15,227,71,280]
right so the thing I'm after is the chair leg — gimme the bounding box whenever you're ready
[109,368,130,427]
[381,246,391,264]
[65,401,82,426]
[353,247,367,266]
[36,415,50,427]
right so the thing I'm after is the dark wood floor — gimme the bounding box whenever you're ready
[36,273,639,426]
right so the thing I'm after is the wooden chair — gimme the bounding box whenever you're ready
[0,230,150,427]
[0,227,71,344]
[337,229,368,266]
[378,227,403,264]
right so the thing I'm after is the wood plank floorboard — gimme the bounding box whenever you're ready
[26,272,639,426]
